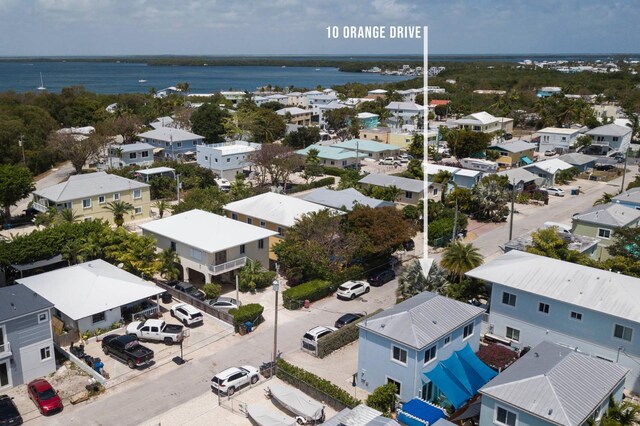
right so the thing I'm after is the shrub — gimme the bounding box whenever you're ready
[276,358,359,409]
[322,166,345,177]
[282,279,334,310]
[203,283,222,300]
[288,177,335,193]
[229,303,264,330]
[476,343,518,371]
[316,309,381,358]
[366,383,397,414]
[515,193,530,204]
[428,217,454,246]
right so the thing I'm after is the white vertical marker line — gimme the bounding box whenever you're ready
[420,25,433,276]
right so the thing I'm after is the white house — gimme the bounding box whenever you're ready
[385,102,424,128]
[220,91,247,107]
[139,209,277,284]
[138,127,205,160]
[18,260,164,334]
[276,107,312,126]
[585,124,632,154]
[467,250,640,392]
[316,100,346,127]
[479,341,628,426]
[453,112,514,134]
[196,141,260,180]
[536,127,582,153]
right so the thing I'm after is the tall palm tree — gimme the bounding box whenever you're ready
[593,192,614,206]
[239,259,266,292]
[397,260,448,302]
[440,242,483,282]
[384,185,403,202]
[56,208,80,223]
[157,248,181,281]
[104,200,134,227]
[154,199,169,219]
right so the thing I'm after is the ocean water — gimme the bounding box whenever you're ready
[0,61,414,94]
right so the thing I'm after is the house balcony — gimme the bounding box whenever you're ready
[32,202,49,213]
[0,341,11,359]
[208,257,247,276]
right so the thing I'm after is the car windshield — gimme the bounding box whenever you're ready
[38,388,56,401]
[191,312,203,318]
[303,333,315,341]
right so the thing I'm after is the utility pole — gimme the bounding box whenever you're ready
[271,264,280,378]
[235,274,240,305]
[18,137,26,165]
[451,199,459,242]
[620,148,629,194]
[509,179,516,241]
[176,174,181,203]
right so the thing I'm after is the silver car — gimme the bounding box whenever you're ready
[206,297,241,310]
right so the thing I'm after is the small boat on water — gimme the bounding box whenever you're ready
[138,79,147,83]
[281,65,286,68]
[315,68,320,71]
[37,73,46,91]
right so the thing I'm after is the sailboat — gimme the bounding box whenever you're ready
[37,73,46,91]
[138,79,147,83]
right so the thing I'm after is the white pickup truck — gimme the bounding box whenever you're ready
[126,319,184,345]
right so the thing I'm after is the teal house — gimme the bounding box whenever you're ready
[296,144,367,169]
[333,139,400,160]
[356,112,380,129]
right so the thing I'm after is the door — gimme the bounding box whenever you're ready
[0,361,12,389]
[215,251,227,265]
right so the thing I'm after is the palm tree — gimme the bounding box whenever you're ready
[239,259,266,293]
[397,260,448,302]
[384,185,403,202]
[154,200,169,219]
[34,206,58,228]
[104,200,134,227]
[593,192,615,206]
[432,170,454,202]
[595,396,640,426]
[110,147,124,169]
[440,242,483,282]
[157,248,181,281]
[626,112,640,144]
[57,208,80,223]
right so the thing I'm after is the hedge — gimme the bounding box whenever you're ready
[276,358,359,409]
[288,177,335,194]
[322,166,345,177]
[229,303,264,330]
[316,309,382,358]
[282,279,334,310]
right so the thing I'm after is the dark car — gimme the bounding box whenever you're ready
[334,313,364,329]
[503,133,513,140]
[367,269,396,287]
[174,282,206,301]
[102,334,154,369]
[27,379,63,416]
[0,395,23,425]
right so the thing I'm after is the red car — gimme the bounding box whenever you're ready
[27,379,63,416]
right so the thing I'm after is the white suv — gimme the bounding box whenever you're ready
[170,303,204,327]
[210,366,259,395]
[302,326,337,351]
[336,280,370,300]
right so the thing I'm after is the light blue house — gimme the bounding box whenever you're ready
[333,139,400,160]
[536,87,562,98]
[356,112,380,129]
[479,341,628,426]
[107,142,155,169]
[426,164,482,190]
[613,187,640,210]
[357,292,494,407]
[467,250,640,393]
[138,127,205,160]
[296,144,367,169]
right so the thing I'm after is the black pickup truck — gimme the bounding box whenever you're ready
[101,335,154,369]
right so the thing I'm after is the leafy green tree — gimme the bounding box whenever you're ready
[259,101,286,111]
[0,165,35,219]
[158,248,181,281]
[303,148,323,182]
[526,228,593,265]
[229,175,253,201]
[154,199,169,218]
[576,135,592,150]
[34,207,58,228]
[555,167,579,185]
[48,132,107,174]
[472,175,510,222]
[325,107,356,141]
[397,260,448,302]
[446,129,493,159]
[203,283,222,300]
[171,187,229,215]
[249,108,286,143]
[238,260,276,292]
[283,127,321,149]
[627,175,640,191]
[440,242,483,282]
[345,206,416,258]
[597,396,639,426]
[432,170,454,202]
[191,103,229,143]
[104,200,135,227]
[366,383,397,415]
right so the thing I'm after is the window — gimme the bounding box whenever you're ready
[134,207,142,215]
[392,346,407,364]
[613,137,619,142]
[40,346,51,361]
[506,327,520,342]
[598,228,611,239]
[227,158,230,162]
[258,239,265,249]
[177,142,182,148]
[83,217,92,222]
[538,302,550,314]
[496,406,517,426]
[113,193,120,201]
[82,198,91,209]
[191,248,202,261]
[37,311,48,324]
[277,226,284,237]
[170,241,177,251]
[424,345,437,364]
[260,221,266,228]
[141,151,149,158]
[614,324,633,342]
[165,142,170,147]
[502,292,517,307]
[98,195,106,204]
[92,312,106,324]
[129,152,137,159]
[386,378,401,396]
[405,191,413,199]
[133,189,142,199]
[444,335,451,346]
[570,311,583,321]
[231,213,238,220]
[240,244,245,255]
[463,322,474,339]
[247,218,253,225]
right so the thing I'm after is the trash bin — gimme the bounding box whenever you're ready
[571,189,578,196]
[239,324,247,335]
[244,321,253,333]
[304,299,310,309]
[161,292,172,304]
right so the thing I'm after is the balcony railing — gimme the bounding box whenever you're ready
[32,202,49,213]
[0,341,11,358]
[208,257,247,275]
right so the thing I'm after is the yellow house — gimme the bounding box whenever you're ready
[487,140,537,168]
[224,192,341,265]
[32,172,151,224]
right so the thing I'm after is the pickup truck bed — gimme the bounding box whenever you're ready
[102,334,154,368]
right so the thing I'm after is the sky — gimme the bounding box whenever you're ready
[0,0,638,56]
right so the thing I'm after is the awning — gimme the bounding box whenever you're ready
[425,363,473,409]
[153,147,164,154]
[11,254,66,272]
[521,156,533,165]
[397,398,447,426]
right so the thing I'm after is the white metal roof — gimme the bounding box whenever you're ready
[537,127,581,135]
[385,102,423,111]
[359,173,424,193]
[136,167,175,175]
[585,124,632,137]
[525,158,573,174]
[467,251,640,323]
[138,127,204,143]
[276,107,309,116]
[17,259,164,321]
[33,172,149,203]
[117,142,155,153]
[139,209,277,253]
[224,192,339,227]
[456,111,497,125]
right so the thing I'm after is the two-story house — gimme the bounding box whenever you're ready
[487,140,536,168]
[31,172,151,223]
[453,112,514,135]
[536,127,582,154]
[137,127,205,160]
[0,284,55,390]
[355,112,379,129]
[479,341,628,426]
[358,173,424,205]
[139,209,277,284]
[467,250,640,392]
[357,292,493,406]
[196,141,260,180]
[585,124,632,155]
[276,107,312,126]
[107,142,155,169]
[613,187,640,210]
[385,102,424,128]
[571,203,640,260]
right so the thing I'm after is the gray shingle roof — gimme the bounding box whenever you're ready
[489,140,536,153]
[301,188,394,211]
[496,168,542,185]
[557,152,597,166]
[358,292,485,350]
[359,173,424,193]
[480,341,628,426]
[33,172,149,203]
[613,187,640,205]
[573,203,640,227]
[0,284,53,323]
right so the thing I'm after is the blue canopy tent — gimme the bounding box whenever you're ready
[424,343,497,409]
[398,398,447,426]
[520,156,533,165]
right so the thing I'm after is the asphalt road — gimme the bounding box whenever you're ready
[10,162,75,216]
